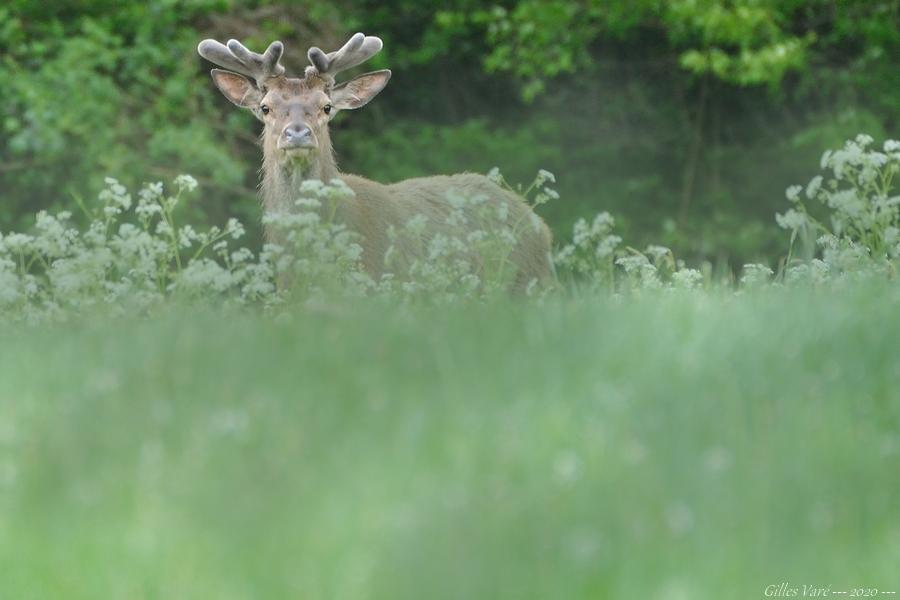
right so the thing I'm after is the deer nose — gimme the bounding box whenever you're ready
[282,124,313,147]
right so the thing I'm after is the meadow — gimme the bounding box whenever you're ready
[0,135,899,598]
[1,1,898,594]
[1,286,898,599]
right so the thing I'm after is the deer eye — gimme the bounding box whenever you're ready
[323,104,332,115]
[260,104,270,115]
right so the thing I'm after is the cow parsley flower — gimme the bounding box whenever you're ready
[775,209,808,231]
[672,268,703,289]
[805,175,823,199]
[645,245,671,263]
[740,263,773,287]
[173,174,198,193]
[225,218,245,240]
[785,185,802,202]
[536,169,556,185]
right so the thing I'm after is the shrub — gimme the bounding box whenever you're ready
[0,168,559,320]
[553,213,707,294]
[777,134,900,283]
[2,135,897,322]
[0,175,271,322]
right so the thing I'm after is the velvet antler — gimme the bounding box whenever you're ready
[197,39,286,89]
[306,33,383,82]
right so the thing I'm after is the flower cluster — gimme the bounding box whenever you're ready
[0,175,275,321]
[3,136,897,322]
[554,212,621,288]
[777,134,899,283]
[554,213,705,293]
[262,179,372,301]
[0,170,563,320]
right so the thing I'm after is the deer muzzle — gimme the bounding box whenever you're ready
[279,123,315,152]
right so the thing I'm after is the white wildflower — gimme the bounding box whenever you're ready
[178,225,198,248]
[2,233,34,253]
[536,169,556,185]
[672,268,703,289]
[785,185,802,202]
[404,215,428,235]
[855,133,874,147]
[173,174,198,193]
[645,245,670,262]
[740,263,774,287]
[775,208,808,230]
[805,175,823,199]
[226,218,245,240]
[496,201,509,222]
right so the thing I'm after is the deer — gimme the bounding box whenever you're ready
[197,33,554,291]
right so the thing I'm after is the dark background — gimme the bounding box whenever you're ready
[1,0,897,268]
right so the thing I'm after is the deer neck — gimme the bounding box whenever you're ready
[261,136,341,216]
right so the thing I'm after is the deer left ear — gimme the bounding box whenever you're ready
[330,70,391,110]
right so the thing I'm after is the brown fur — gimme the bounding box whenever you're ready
[213,68,555,290]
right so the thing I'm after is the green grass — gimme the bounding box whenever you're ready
[1,287,899,599]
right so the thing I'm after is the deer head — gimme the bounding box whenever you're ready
[198,34,391,171]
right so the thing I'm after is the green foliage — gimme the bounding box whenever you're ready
[1,0,898,268]
[430,0,895,96]
[2,135,898,322]
[668,0,813,85]
[0,1,250,230]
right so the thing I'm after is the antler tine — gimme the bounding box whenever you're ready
[197,39,285,88]
[307,33,383,80]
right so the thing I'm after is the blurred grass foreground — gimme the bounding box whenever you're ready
[1,287,898,599]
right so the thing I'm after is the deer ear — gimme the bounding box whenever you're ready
[210,69,263,108]
[330,70,391,110]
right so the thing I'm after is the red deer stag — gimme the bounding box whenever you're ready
[197,33,553,290]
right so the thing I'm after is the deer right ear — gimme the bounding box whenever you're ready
[330,70,391,111]
[210,69,263,109]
